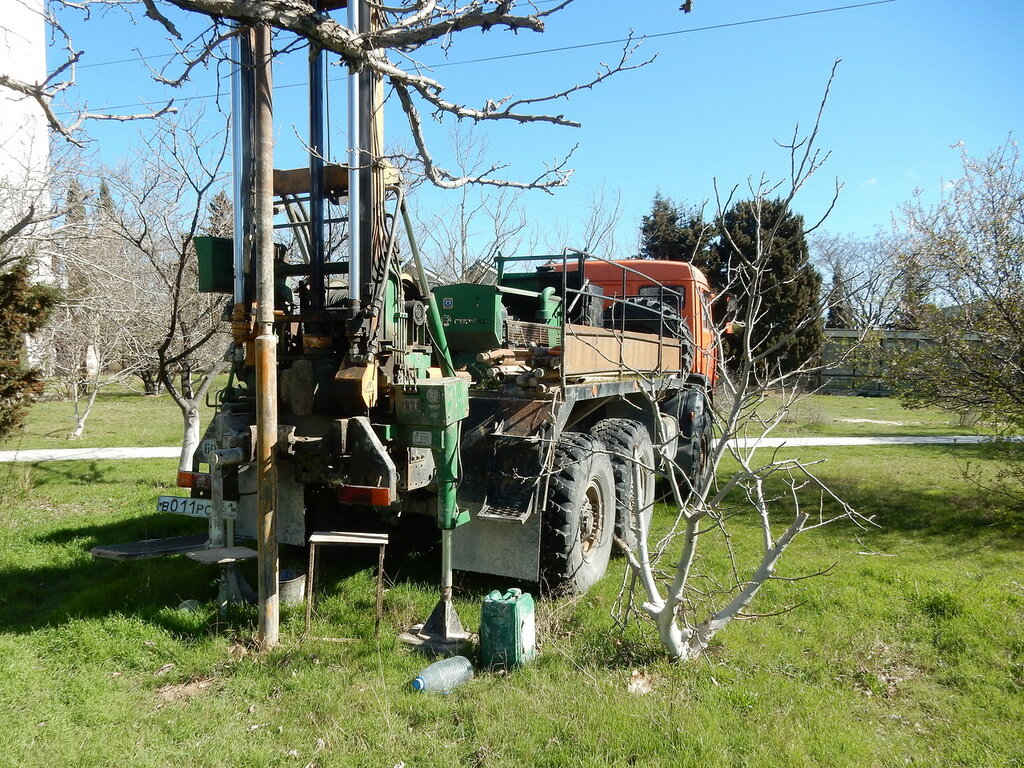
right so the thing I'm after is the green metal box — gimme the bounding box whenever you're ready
[431,283,505,351]
[480,588,536,671]
[394,377,470,427]
[195,236,234,294]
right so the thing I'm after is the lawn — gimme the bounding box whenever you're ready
[0,387,979,455]
[0,394,1022,767]
[761,393,971,438]
[0,382,222,452]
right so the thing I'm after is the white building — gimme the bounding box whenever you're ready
[2,0,54,374]
[0,0,50,253]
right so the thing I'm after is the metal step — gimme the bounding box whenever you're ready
[91,534,208,560]
[476,505,531,523]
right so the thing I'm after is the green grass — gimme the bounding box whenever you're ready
[0,389,974,455]
[2,431,1023,766]
[764,394,971,437]
[0,382,222,451]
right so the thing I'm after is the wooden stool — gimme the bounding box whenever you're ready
[305,531,390,637]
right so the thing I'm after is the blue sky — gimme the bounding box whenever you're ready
[53,0,1024,249]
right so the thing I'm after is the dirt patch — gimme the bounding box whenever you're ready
[852,641,922,698]
[155,676,216,706]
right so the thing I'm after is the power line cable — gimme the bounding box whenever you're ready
[429,0,897,68]
[56,0,898,117]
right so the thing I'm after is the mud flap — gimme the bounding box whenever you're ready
[452,435,544,581]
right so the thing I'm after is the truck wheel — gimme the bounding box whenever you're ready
[590,419,655,554]
[541,432,615,595]
[690,424,712,493]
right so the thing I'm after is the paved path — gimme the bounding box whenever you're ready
[0,435,1004,463]
[0,447,181,463]
[731,435,1002,449]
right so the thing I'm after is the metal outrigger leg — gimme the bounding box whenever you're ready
[184,435,257,620]
[398,529,474,655]
[399,418,473,654]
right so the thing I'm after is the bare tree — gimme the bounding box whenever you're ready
[9,1,654,188]
[810,229,909,330]
[541,183,624,260]
[37,111,228,447]
[103,112,231,469]
[2,0,176,146]
[616,63,870,660]
[411,128,529,283]
[45,199,156,437]
[897,136,1024,503]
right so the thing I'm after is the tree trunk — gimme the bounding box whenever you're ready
[181,362,194,400]
[70,382,100,438]
[179,401,201,473]
[138,368,162,395]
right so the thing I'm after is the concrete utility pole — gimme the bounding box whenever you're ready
[253,23,280,649]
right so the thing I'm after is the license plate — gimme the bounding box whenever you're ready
[157,495,237,519]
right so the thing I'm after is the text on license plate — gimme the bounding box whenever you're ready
[156,496,238,518]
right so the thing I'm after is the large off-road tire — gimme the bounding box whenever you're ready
[662,387,712,494]
[540,432,616,595]
[590,419,656,554]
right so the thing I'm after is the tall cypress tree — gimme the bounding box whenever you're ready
[892,251,931,330]
[205,190,234,238]
[97,179,116,220]
[65,178,87,226]
[638,193,714,266]
[825,265,855,329]
[714,199,824,373]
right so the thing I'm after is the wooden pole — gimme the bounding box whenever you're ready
[253,23,279,649]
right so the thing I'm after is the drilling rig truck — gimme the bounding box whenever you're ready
[94,3,718,647]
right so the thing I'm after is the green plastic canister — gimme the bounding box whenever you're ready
[480,588,536,671]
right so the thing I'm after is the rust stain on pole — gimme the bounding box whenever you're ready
[253,23,279,649]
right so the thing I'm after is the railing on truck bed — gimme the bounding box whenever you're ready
[497,249,691,385]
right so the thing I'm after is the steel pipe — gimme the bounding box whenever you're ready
[253,24,279,650]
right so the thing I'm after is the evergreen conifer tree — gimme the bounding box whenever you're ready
[97,179,116,220]
[892,251,931,330]
[65,178,87,226]
[0,258,58,440]
[638,193,714,266]
[715,199,824,373]
[205,190,234,238]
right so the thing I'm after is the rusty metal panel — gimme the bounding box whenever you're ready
[451,508,542,581]
[501,400,553,436]
[562,324,683,377]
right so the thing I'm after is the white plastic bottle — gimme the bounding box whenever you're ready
[411,655,474,692]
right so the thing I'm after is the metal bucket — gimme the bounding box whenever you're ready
[279,569,306,605]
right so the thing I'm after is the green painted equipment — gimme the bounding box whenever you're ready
[431,283,506,351]
[480,588,537,671]
[195,236,234,294]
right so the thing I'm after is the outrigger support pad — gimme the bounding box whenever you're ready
[399,529,474,654]
[398,592,474,656]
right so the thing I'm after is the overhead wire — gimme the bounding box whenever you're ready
[55,0,898,117]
